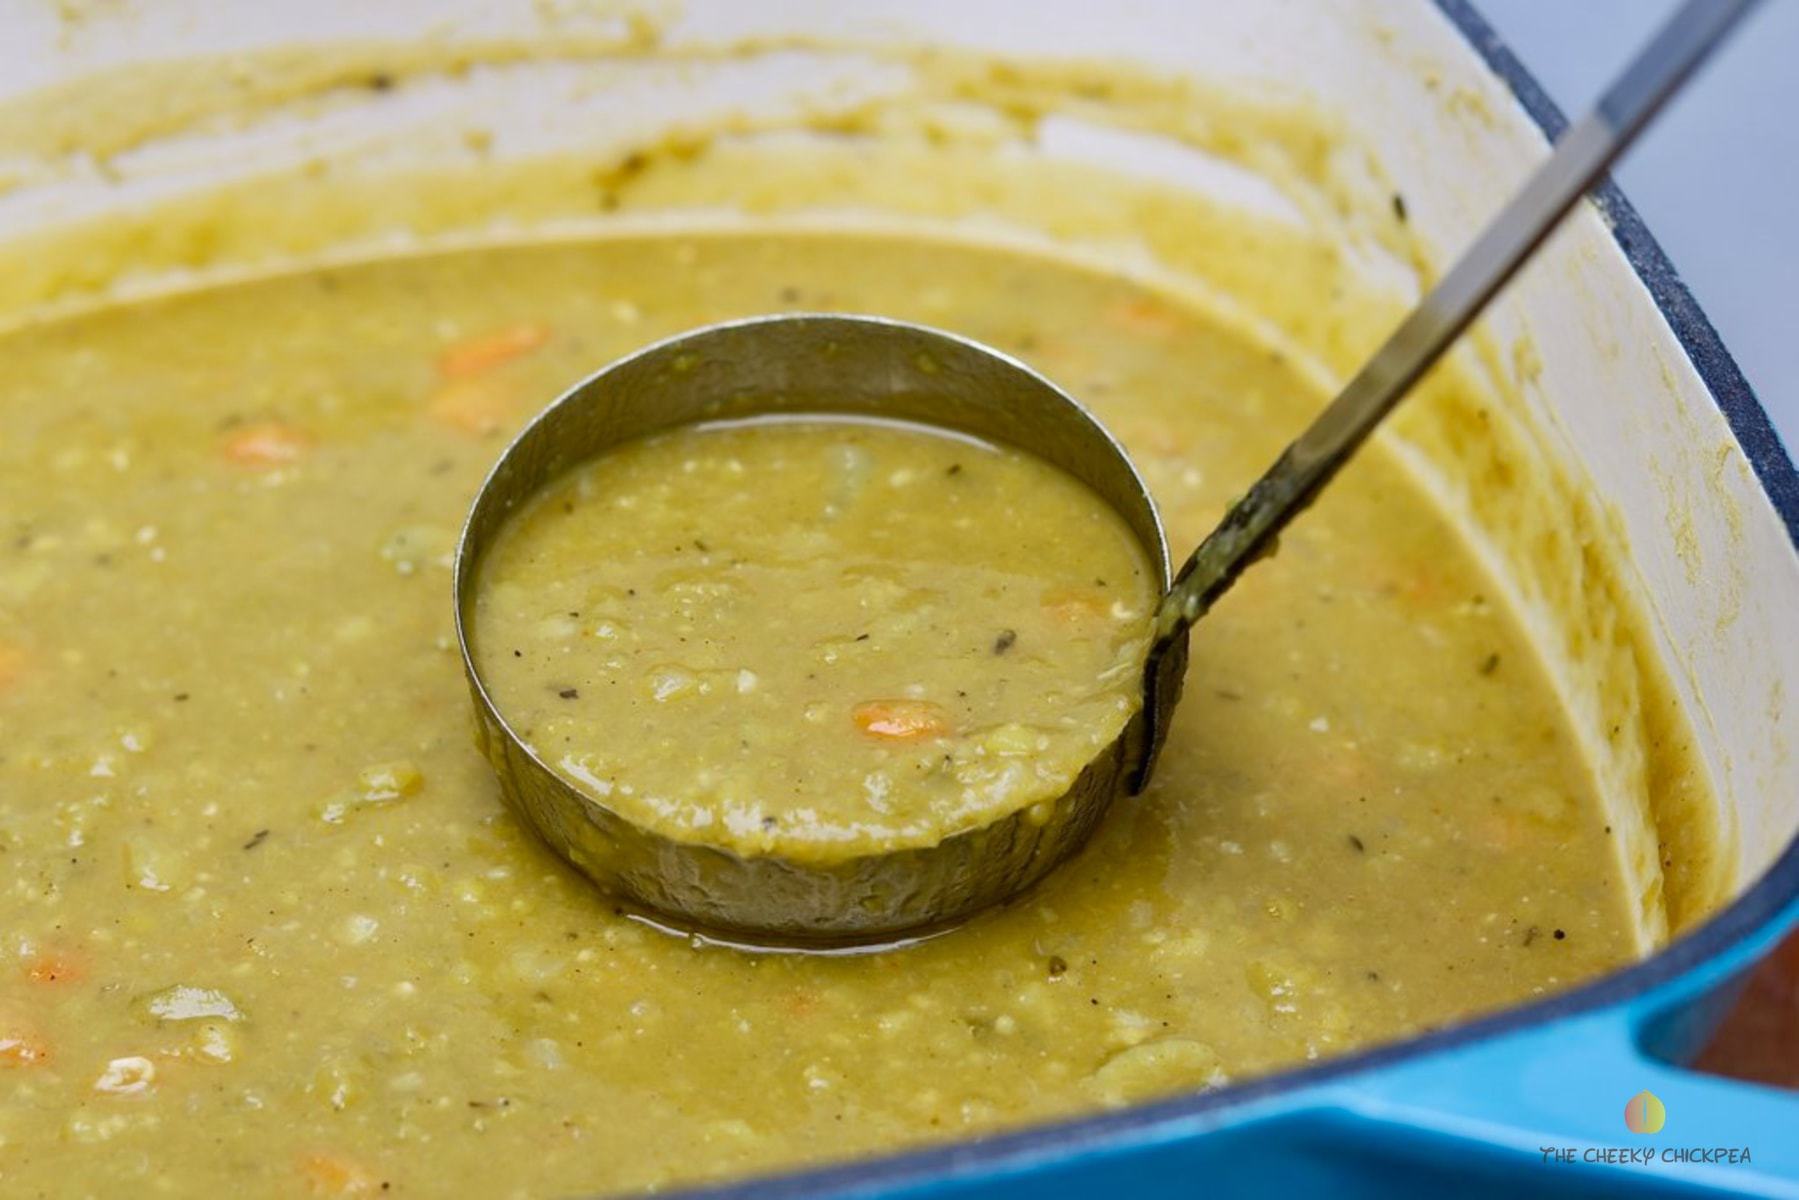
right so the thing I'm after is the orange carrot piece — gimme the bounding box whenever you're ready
[1382,569,1446,609]
[426,378,518,437]
[0,1016,50,1067]
[1106,296,1182,339]
[851,699,950,741]
[1111,416,1188,458]
[436,322,550,381]
[221,422,312,468]
[0,1036,49,1066]
[299,1152,381,1197]
[1318,748,1370,792]
[1041,586,1110,625]
[1474,809,1530,853]
[25,951,83,985]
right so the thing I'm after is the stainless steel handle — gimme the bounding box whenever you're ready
[1150,0,1760,644]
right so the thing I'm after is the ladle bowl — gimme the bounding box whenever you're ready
[453,314,1188,944]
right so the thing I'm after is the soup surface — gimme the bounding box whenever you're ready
[0,232,1633,1196]
[473,418,1155,859]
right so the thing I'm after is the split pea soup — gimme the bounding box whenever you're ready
[0,231,1637,1197]
[470,417,1158,859]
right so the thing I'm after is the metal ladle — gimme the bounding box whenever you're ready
[453,0,1752,945]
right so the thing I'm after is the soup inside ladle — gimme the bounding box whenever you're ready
[452,0,1748,945]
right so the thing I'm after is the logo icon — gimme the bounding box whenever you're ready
[1624,1090,1666,1135]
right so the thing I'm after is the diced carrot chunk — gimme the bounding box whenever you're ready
[0,1036,49,1066]
[1042,586,1110,624]
[25,951,83,985]
[0,643,22,690]
[851,699,950,740]
[0,1018,50,1067]
[436,322,551,380]
[1474,810,1530,852]
[426,378,520,437]
[1318,749,1370,791]
[1112,415,1188,458]
[221,422,312,467]
[1382,569,1445,609]
[1106,296,1182,339]
[299,1152,381,1197]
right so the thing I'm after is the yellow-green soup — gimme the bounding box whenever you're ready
[0,232,1630,1197]
[472,418,1155,860]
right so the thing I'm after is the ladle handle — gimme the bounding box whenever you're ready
[1151,0,1759,645]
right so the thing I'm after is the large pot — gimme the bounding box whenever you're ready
[3,1,1794,1194]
